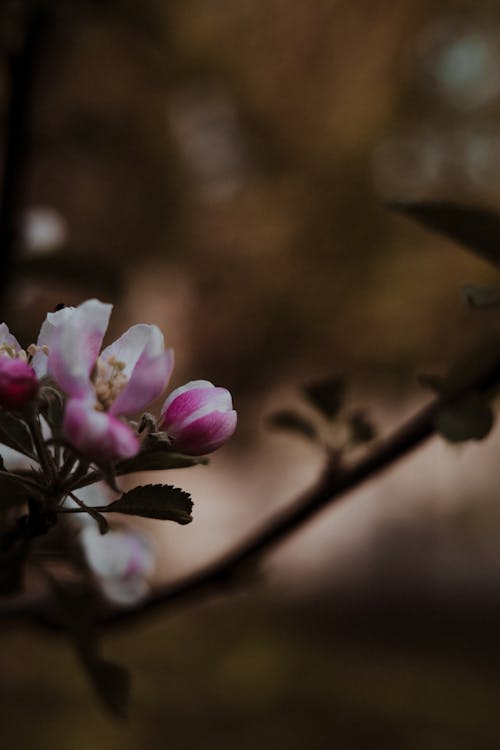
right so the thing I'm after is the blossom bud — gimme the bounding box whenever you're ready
[0,357,38,410]
[160,380,237,455]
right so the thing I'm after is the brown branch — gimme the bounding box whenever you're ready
[3,345,500,632]
[97,351,500,630]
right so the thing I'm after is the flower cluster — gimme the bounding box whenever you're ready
[0,299,237,607]
[1,298,236,461]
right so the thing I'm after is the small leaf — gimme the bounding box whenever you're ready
[0,411,34,457]
[81,656,131,720]
[301,377,345,420]
[348,410,376,444]
[267,411,317,440]
[39,385,65,432]
[390,201,500,269]
[107,484,193,524]
[462,283,500,309]
[116,450,207,476]
[434,393,494,443]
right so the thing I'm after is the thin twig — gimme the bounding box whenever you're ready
[3,347,500,631]
[97,352,500,628]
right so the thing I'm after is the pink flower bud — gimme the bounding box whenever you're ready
[160,380,237,455]
[0,357,38,410]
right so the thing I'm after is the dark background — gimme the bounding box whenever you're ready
[3,0,500,747]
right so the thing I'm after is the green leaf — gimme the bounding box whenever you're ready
[107,484,193,524]
[0,411,34,457]
[81,656,131,720]
[390,201,500,269]
[462,283,500,309]
[267,411,317,440]
[348,410,376,444]
[116,450,206,476]
[434,393,494,443]
[301,377,345,420]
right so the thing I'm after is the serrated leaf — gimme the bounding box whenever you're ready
[116,450,206,476]
[462,283,500,309]
[267,411,317,440]
[348,410,376,444]
[0,411,34,457]
[434,393,494,443]
[82,656,131,720]
[390,201,500,269]
[301,377,345,420]
[107,484,193,524]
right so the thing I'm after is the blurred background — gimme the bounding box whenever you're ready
[3,0,500,747]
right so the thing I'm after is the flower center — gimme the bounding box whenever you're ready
[93,355,128,411]
[1,343,29,361]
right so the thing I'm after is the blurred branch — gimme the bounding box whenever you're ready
[0,2,51,313]
[4,343,500,631]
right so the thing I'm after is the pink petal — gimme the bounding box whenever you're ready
[0,357,38,410]
[48,299,112,397]
[170,408,237,455]
[101,324,164,378]
[64,398,139,462]
[109,331,174,416]
[161,382,232,430]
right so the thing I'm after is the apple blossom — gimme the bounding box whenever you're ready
[34,299,174,462]
[160,380,237,455]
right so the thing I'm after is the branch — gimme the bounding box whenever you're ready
[98,350,500,630]
[3,346,500,631]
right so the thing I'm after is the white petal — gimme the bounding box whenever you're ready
[101,324,164,377]
[48,299,112,397]
[0,323,22,354]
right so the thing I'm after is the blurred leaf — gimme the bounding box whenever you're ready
[48,577,130,719]
[267,411,317,440]
[301,377,345,420]
[444,331,500,397]
[391,202,500,268]
[107,484,193,524]
[348,410,376,444]
[81,656,131,720]
[39,385,65,433]
[434,393,494,443]
[462,283,500,309]
[417,373,445,393]
[116,450,207,475]
[0,411,34,457]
